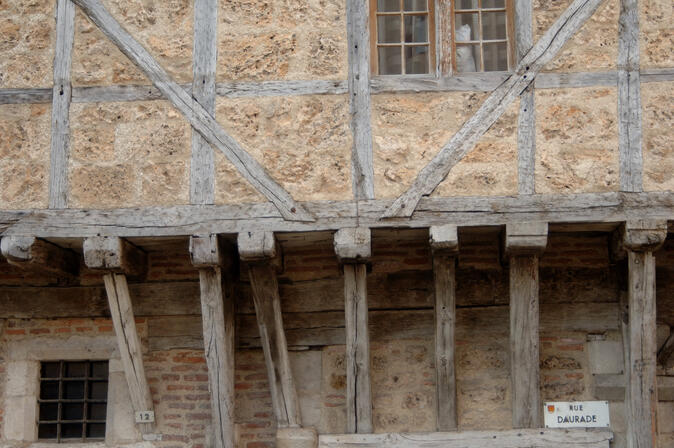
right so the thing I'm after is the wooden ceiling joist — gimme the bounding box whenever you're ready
[0,236,79,278]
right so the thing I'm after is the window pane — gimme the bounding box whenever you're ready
[482,0,505,7]
[41,362,60,379]
[456,0,478,9]
[65,362,87,378]
[89,402,107,420]
[63,403,84,421]
[454,14,479,41]
[378,0,400,12]
[64,381,84,399]
[484,41,508,70]
[405,45,429,74]
[482,11,507,40]
[89,381,108,400]
[61,423,83,439]
[40,381,59,400]
[378,15,402,43]
[91,362,108,379]
[403,0,426,11]
[456,43,479,72]
[404,15,428,42]
[378,46,402,74]
[38,423,57,439]
[87,423,106,439]
[39,403,59,421]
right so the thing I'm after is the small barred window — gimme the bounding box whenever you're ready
[38,361,109,442]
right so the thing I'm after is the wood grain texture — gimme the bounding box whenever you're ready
[515,0,536,195]
[0,236,79,278]
[1,192,672,238]
[189,234,222,267]
[103,273,155,433]
[71,0,313,222]
[248,262,301,427]
[381,0,608,218]
[433,253,457,431]
[318,428,614,447]
[618,0,642,192]
[625,251,657,448]
[347,0,375,200]
[48,0,75,209]
[334,228,372,262]
[199,267,235,448]
[83,236,147,276]
[344,263,373,434]
[190,0,217,205]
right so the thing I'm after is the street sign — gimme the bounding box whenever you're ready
[544,401,610,428]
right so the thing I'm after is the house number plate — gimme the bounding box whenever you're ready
[544,401,610,428]
[135,411,155,423]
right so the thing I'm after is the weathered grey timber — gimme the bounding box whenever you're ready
[48,0,75,209]
[658,332,674,368]
[435,0,452,76]
[347,0,374,200]
[83,236,147,277]
[429,225,459,431]
[622,220,666,448]
[70,0,313,222]
[247,262,301,427]
[618,0,642,193]
[334,228,371,262]
[238,231,278,261]
[103,273,155,433]
[318,428,614,448]
[191,236,235,448]
[506,222,547,429]
[190,0,217,205]
[343,263,372,434]
[382,0,608,218]
[515,0,535,195]
[0,236,78,278]
[1,192,672,237]
[2,70,673,105]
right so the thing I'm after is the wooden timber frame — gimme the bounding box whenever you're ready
[0,0,672,445]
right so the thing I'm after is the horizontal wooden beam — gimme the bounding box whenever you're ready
[3,69,672,105]
[318,429,613,448]
[83,236,147,276]
[2,192,671,238]
[0,236,79,278]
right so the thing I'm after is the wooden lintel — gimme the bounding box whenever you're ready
[431,228,458,431]
[0,236,78,278]
[83,236,147,277]
[505,222,548,255]
[190,234,223,267]
[382,0,607,218]
[247,262,301,427]
[318,428,614,448]
[70,0,313,222]
[334,228,371,263]
[103,273,154,434]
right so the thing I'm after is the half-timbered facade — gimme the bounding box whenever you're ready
[0,0,672,447]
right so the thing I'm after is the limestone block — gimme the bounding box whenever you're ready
[534,0,618,72]
[3,360,39,441]
[535,87,619,194]
[642,82,674,192]
[0,0,54,88]
[276,427,318,448]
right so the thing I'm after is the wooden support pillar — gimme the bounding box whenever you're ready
[621,220,666,448]
[0,236,79,278]
[83,237,154,434]
[238,232,301,428]
[505,222,548,429]
[334,228,372,434]
[190,235,235,448]
[430,225,459,431]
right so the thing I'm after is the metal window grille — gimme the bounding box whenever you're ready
[38,361,109,442]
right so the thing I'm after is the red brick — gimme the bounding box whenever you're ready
[5,329,26,335]
[30,328,50,335]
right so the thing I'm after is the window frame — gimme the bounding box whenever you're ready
[370,0,516,76]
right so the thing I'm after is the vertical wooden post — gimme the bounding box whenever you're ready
[334,228,372,434]
[238,232,301,428]
[515,0,536,195]
[505,222,548,429]
[190,235,235,448]
[83,237,154,434]
[430,225,459,431]
[622,220,666,448]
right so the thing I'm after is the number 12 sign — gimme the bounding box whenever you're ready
[135,411,155,423]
